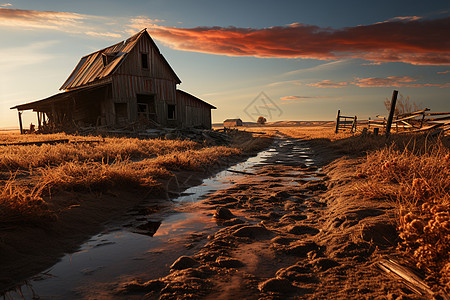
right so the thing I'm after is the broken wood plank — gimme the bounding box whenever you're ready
[397,108,430,119]
[400,121,414,128]
[425,111,450,116]
[377,258,434,297]
[426,115,450,122]
[368,123,386,127]
[404,121,450,133]
[393,112,427,123]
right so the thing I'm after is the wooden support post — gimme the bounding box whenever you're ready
[373,127,379,136]
[37,112,42,130]
[420,113,425,129]
[385,90,398,137]
[351,116,357,133]
[335,110,341,133]
[18,111,23,134]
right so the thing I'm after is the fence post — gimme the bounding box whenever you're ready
[335,110,341,133]
[351,116,357,133]
[385,90,398,137]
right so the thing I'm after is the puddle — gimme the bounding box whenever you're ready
[3,138,319,299]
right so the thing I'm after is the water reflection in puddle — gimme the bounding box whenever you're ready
[5,138,320,299]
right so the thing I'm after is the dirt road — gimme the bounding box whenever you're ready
[113,136,428,299]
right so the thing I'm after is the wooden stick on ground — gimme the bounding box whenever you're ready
[377,259,434,297]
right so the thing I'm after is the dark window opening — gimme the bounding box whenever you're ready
[167,104,176,120]
[114,103,128,125]
[141,53,149,69]
[102,52,117,67]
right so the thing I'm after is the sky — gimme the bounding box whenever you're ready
[0,0,449,128]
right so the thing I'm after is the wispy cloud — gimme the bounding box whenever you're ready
[0,7,85,30]
[352,76,437,87]
[0,7,123,39]
[307,80,348,88]
[142,16,450,65]
[437,70,449,74]
[85,31,122,38]
[307,76,449,88]
[127,16,165,33]
[361,62,383,66]
[268,79,303,87]
[384,16,422,22]
[280,95,329,101]
[0,3,12,7]
[281,60,350,77]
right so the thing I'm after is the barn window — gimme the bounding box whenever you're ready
[167,104,176,120]
[102,52,117,67]
[141,53,149,69]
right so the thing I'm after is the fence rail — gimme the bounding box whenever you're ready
[335,90,449,136]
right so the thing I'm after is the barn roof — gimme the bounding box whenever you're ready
[60,29,181,91]
[176,90,217,109]
[11,83,110,111]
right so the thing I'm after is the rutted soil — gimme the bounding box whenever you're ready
[111,137,431,299]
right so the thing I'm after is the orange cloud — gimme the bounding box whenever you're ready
[353,76,441,87]
[307,80,348,88]
[307,76,449,88]
[280,96,326,101]
[0,7,123,39]
[0,7,85,30]
[361,62,383,66]
[386,16,423,22]
[143,16,450,65]
[0,3,12,7]
[438,70,449,74]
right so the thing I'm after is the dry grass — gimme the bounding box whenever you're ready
[354,138,450,290]
[0,180,56,226]
[0,135,199,171]
[0,130,273,228]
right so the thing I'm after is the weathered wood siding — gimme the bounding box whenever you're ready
[176,91,212,129]
[109,35,179,126]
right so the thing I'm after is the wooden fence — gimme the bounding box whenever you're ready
[369,109,450,134]
[336,90,450,136]
[335,110,357,133]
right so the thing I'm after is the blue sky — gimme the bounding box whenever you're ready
[0,0,449,128]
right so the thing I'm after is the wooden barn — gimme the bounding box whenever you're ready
[11,29,216,133]
[223,119,243,128]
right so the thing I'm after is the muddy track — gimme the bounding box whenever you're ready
[5,136,431,299]
[112,136,426,299]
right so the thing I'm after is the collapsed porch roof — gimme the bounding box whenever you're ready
[10,83,110,111]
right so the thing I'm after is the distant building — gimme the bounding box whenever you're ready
[11,29,216,133]
[223,118,243,127]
